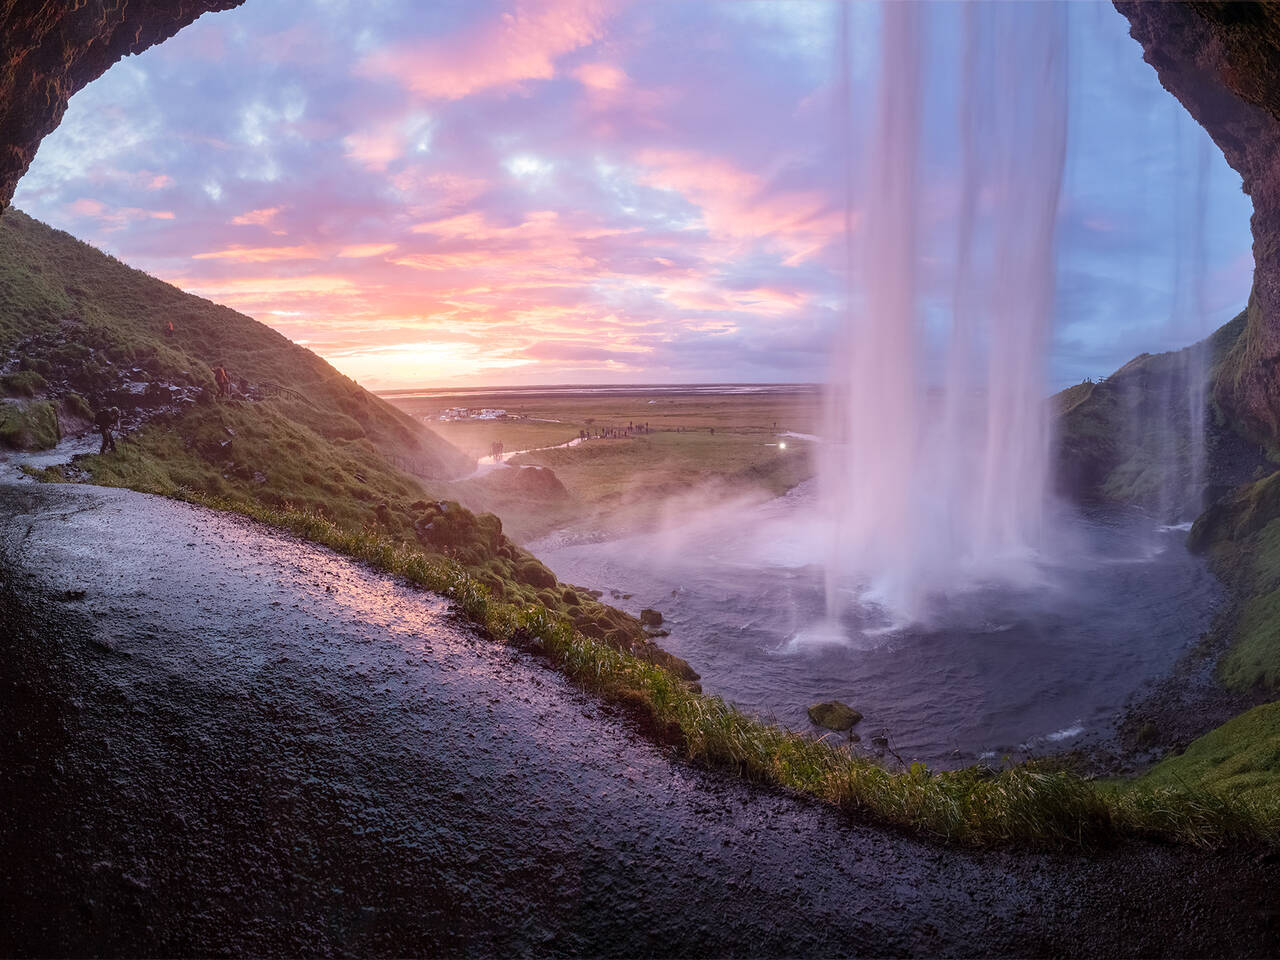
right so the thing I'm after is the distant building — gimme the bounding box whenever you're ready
[434,407,508,422]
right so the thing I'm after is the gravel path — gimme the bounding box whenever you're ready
[1,482,1275,957]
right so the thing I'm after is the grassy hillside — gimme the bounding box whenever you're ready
[1188,471,1280,691]
[0,208,469,476]
[1054,311,1268,516]
[1136,701,1280,805]
[1,208,695,682]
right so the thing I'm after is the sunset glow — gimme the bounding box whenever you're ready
[13,0,1254,389]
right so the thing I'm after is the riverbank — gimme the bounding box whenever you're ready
[3,480,1278,957]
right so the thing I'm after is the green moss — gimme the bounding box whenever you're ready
[515,556,557,589]
[1188,481,1280,690]
[0,399,59,449]
[808,700,862,731]
[62,392,91,421]
[1,369,47,397]
[1136,702,1280,807]
[1221,586,1280,689]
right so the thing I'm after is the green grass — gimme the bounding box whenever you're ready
[1190,479,1280,690]
[1136,702,1280,806]
[1,369,47,396]
[0,398,59,449]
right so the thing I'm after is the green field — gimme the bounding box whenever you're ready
[390,390,821,540]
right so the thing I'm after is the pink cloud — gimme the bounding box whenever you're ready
[192,245,322,263]
[390,169,491,215]
[635,149,841,264]
[66,198,175,230]
[359,0,611,100]
[168,273,366,305]
[343,129,404,172]
[338,243,398,259]
[231,206,283,226]
[69,198,106,217]
[573,61,626,92]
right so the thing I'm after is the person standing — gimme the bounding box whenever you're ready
[94,406,120,454]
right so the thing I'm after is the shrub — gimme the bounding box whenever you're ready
[62,392,92,421]
[0,400,59,450]
[1,369,47,397]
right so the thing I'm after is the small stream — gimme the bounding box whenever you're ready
[532,481,1221,766]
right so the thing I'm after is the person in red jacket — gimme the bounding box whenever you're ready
[213,364,231,398]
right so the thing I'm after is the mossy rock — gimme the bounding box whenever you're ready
[807,700,862,732]
[515,556,557,589]
[62,392,92,421]
[0,399,60,450]
[1,369,47,397]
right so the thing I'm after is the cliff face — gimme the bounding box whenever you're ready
[0,0,243,210]
[1115,2,1280,447]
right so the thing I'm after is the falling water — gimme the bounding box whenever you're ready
[1134,119,1214,524]
[820,2,1068,624]
[1174,130,1213,518]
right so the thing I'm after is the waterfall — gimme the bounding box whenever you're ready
[819,1,1068,625]
[1133,119,1213,524]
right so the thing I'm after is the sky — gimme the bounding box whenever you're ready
[12,0,1257,391]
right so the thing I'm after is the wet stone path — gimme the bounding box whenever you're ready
[0,482,1275,957]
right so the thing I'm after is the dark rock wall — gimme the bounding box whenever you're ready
[0,0,243,210]
[1116,2,1280,446]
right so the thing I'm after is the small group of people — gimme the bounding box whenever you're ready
[489,439,506,461]
[585,421,652,440]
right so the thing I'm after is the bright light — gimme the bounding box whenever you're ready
[779,441,787,450]
[505,154,552,178]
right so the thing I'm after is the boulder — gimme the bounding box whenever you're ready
[807,700,862,732]
[639,608,663,627]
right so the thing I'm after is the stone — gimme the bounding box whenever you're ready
[639,608,663,627]
[807,700,862,732]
